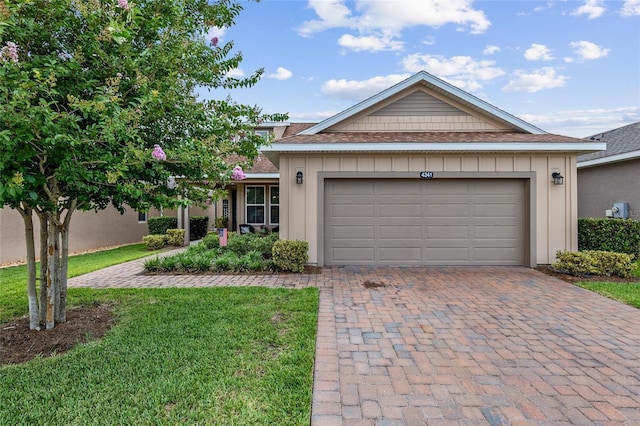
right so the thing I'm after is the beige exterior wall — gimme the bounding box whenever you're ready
[334,114,503,132]
[0,207,159,265]
[278,153,578,266]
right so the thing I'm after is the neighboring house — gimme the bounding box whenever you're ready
[0,204,214,265]
[0,207,155,265]
[254,71,603,267]
[577,122,640,220]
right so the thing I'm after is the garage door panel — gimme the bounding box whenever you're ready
[426,225,469,239]
[331,247,375,262]
[379,247,422,261]
[425,247,470,261]
[379,226,422,239]
[331,226,374,239]
[324,179,525,266]
[379,204,421,217]
[331,204,374,218]
[474,225,518,239]
[424,204,470,217]
[474,203,520,217]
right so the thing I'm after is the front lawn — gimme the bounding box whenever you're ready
[0,243,163,323]
[575,260,640,308]
[0,286,318,425]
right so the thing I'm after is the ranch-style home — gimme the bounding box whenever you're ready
[1,71,606,267]
[232,71,604,267]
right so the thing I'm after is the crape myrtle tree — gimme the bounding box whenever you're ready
[0,0,286,330]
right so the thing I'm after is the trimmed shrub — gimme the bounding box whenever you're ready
[190,215,209,241]
[578,218,640,258]
[147,216,178,235]
[272,240,309,273]
[202,232,220,250]
[166,229,185,246]
[553,250,635,278]
[142,234,167,250]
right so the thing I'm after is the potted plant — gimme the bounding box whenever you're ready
[214,217,228,230]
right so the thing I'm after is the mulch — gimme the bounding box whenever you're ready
[0,304,114,367]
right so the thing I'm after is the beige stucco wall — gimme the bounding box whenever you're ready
[0,207,159,265]
[278,153,578,266]
[577,159,640,219]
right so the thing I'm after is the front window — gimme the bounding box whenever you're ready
[246,186,265,224]
[270,186,279,225]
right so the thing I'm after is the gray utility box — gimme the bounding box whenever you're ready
[612,202,630,219]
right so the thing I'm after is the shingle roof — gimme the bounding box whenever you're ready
[281,123,315,137]
[226,153,278,174]
[578,121,640,162]
[277,131,585,144]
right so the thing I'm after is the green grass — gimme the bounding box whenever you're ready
[575,260,640,309]
[0,286,318,425]
[0,244,162,324]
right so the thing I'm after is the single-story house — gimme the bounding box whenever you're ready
[235,71,604,267]
[577,122,640,219]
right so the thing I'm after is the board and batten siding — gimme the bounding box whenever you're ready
[278,153,577,266]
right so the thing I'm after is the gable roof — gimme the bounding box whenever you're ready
[261,71,605,166]
[577,121,640,168]
[300,71,546,135]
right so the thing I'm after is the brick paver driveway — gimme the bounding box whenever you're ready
[70,260,640,424]
[312,266,640,425]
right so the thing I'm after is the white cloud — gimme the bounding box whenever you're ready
[519,107,640,137]
[503,67,568,93]
[297,0,354,36]
[338,34,403,52]
[321,74,411,101]
[268,67,293,80]
[524,43,554,61]
[401,54,505,92]
[289,110,340,122]
[621,0,640,16]
[298,0,491,51]
[483,45,501,55]
[226,68,245,78]
[570,41,610,60]
[572,0,606,19]
[204,26,227,44]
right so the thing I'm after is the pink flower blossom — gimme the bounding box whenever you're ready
[118,0,129,10]
[231,166,247,181]
[210,37,219,47]
[0,41,18,63]
[152,144,166,161]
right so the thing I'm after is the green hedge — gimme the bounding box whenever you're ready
[189,216,209,241]
[578,218,640,258]
[166,229,185,246]
[147,216,178,235]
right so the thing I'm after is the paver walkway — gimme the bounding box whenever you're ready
[70,254,640,425]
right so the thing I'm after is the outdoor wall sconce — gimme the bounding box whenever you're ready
[551,172,564,185]
[296,171,304,185]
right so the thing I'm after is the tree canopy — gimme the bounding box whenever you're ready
[0,0,286,329]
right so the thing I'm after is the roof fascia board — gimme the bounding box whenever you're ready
[577,150,640,168]
[300,71,546,135]
[243,173,279,179]
[263,142,606,153]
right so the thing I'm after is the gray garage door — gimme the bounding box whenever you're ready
[324,179,526,266]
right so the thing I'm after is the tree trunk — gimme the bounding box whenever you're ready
[45,215,59,330]
[56,201,76,324]
[37,211,48,325]
[17,204,40,330]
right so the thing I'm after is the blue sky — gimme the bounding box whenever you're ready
[204,0,640,138]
